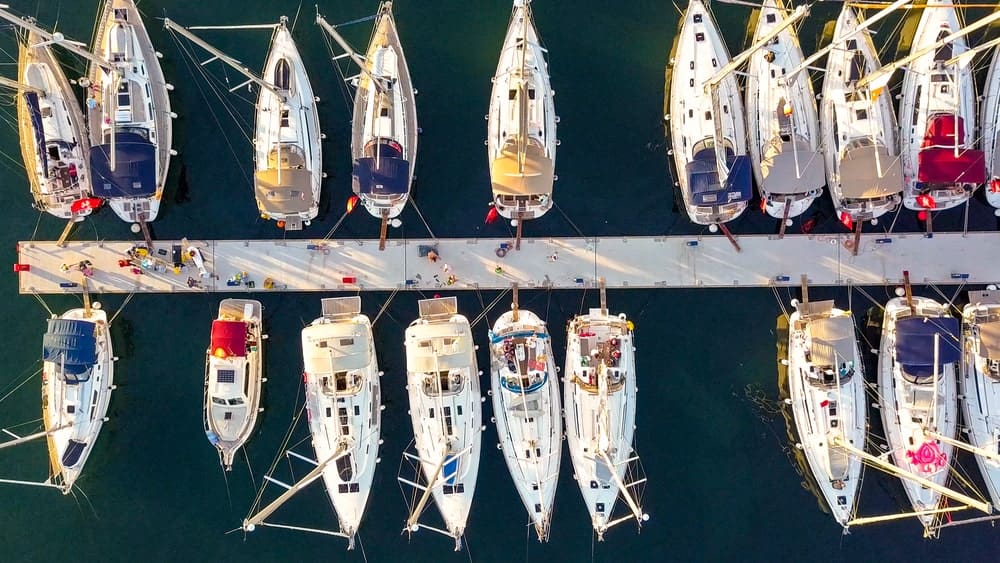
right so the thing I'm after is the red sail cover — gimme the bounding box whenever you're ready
[918,115,986,184]
[211,320,246,357]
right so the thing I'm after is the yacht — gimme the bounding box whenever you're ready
[960,290,1000,508]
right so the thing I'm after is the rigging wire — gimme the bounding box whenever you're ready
[0,365,42,404]
[248,395,306,516]
[109,291,136,325]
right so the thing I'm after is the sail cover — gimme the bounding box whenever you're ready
[211,320,247,358]
[895,316,960,378]
[90,132,156,198]
[23,92,48,177]
[42,318,97,377]
[353,140,410,196]
[688,148,752,206]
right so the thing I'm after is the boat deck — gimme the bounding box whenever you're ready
[15,233,996,294]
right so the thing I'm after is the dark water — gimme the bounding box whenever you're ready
[1,1,999,562]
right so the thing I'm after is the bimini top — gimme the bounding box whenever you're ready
[43,318,97,377]
[839,143,902,199]
[760,139,826,194]
[24,92,48,176]
[895,316,960,378]
[491,138,554,196]
[211,320,247,358]
[254,145,315,214]
[353,139,410,196]
[918,114,986,184]
[687,147,752,206]
[90,132,156,198]
[979,321,1000,359]
[303,325,370,373]
[810,315,855,368]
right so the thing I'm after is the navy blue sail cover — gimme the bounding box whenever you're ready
[353,140,410,196]
[24,92,48,177]
[688,149,752,206]
[42,318,97,378]
[895,316,960,378]
[90,132,156,198]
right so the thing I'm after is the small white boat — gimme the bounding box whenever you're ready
[14,31,95,221]
[488,289,561,541]
[41,305,114,493]
[564,285,646,539]
[88,0,172,225]
[487,0,557,223]
[960,290,1000,507]
[667,0,753,227]
[402,297,482,550]
[302,297,381,549]
[981,42,1000,212]
[820,4,902,224]
[746,0,824,221]
[878,289,960,533]
[786,298,865,529]
[253,18,322,231]
[204,299,264,471]
[318,2,416,223]
[898,0,985,212]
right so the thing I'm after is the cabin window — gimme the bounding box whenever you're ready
[695,32,705,42]
[118,93,130,107]
[244,365,251,396]
[354,405,360,416]
[114,8,127,20]
[227,397,244,406]
[429,408,435,418]
[855,109,868,121]
[704,111,711,121]
[212,397,227,406]
[712,58,718,68]
[689,61,694,70]
[693,13,703,23]
[339,407,350,434]
[67,405,75,414]
[766,13,776,23]
[217,369,236,384]
[443,406,454,435]
[508,89,517,101]
[534,503,542,513]
[380,107,389,117]
[528,89,536,100]
[280,110,290,128]
[456,405,463,416]
[723,105,729,114]
[689,78,694,87]
[224,412,233,420]
[912,86,921,125]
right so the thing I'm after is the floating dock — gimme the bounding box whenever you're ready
[14,233,997,294]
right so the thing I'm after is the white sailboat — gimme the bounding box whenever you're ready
[878,278,961,533]
[41,303,115,493]
[564,283,647,539]
[487,0,557,228]
[746,0,824,222]
[820,4,902,224]
[897,0,985,212]
[203,299,265,471]
[979,37,1000,213]
[88,0,173,225]
[488,286,561,541]
[960,290,1000,508]
[11,30,96,221]
[786,294,865,529]
[317,2,417,234]
[667,0,753,228]
[400,297,482,551]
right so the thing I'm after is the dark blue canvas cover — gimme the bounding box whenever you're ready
[89,132,156,198]
[896,316,960,379]
[24,92,48,177]
[353,141,410,196]
[688,148,752,206]
[42,318,97,378]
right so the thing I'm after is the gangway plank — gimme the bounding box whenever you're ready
[15,233,1000,294]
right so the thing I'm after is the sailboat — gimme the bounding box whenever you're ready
[746,0,824,222]
[317,2,417,243]
[203,299,265,471]
[820,4,902,224]
[400,297,482,551]
[11,30,96,221]
[980,35,1000,212]
[897,0,985,212]
[878,273,961,533]
[564,282,647,539]
[488,285,561,541]
[786,287,865,529]
[88,0,173,226]
[487,0,557,234]
[960,289,1000,508]
[164,17,320,231]
[666,0,752,229]
[41,302,115,493]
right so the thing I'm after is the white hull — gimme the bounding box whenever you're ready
[17,34,93,220]
[747,0,823,220]
[42,308,114,493]
[982,46,1000,210]
[254,22,321,229]
[489,308,561,541]
[898,0,980,211]
[878,296,958,531]
[204,299,264,470]
[487,0,557,221]
[786,304,865,528]
[302,297,381,542]
[89,0,172,224]
[564,308,640,538]
[960,292,1000,507]
[404,299,482,543]
[820,5,901,222]
[667,0,750,226]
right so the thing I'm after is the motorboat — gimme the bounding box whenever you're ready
[203,299,264,471]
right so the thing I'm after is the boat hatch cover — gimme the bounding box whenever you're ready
[62,439,87,468]
[354,141,410,195]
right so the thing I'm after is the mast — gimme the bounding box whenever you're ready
[0,76,41,93]
[162,18,286,101]
[516,5,529,173]
[315,12,386,93]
